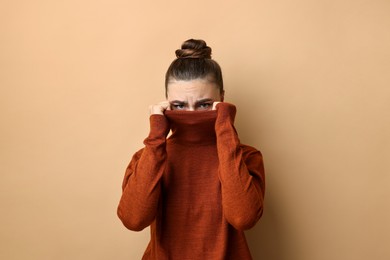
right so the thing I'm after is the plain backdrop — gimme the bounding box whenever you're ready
[1,0,389,259]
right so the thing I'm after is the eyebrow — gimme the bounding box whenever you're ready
[169,98,214,105]
[195,98,214,105]
[170,100,188,105]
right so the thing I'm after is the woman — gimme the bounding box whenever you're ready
[117,39,265,259]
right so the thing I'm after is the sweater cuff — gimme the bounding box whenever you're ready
[216,102,237,124]
[148,114,170,139]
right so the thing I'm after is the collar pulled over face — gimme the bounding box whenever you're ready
[164,109,217,145]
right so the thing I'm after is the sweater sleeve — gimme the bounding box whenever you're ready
[117,114,170,231]
[215,102,265,230]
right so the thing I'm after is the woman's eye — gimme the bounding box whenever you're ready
[198,103,212,110]
[172,104,185,110]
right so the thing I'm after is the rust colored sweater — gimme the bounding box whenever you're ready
[117,102,265,259]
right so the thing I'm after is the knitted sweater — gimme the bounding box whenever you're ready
[117,102,265,259]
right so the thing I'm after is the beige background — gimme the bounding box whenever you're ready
[1,0,389,259]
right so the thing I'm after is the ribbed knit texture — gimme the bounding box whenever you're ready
[117,102,265,260]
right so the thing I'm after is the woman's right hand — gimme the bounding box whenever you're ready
[149,101,170,115]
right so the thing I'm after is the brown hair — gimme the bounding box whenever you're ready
[164,39,224,98]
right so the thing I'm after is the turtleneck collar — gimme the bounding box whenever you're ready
[164,110,217,145]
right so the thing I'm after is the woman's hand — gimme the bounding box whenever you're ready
[212,101,221,110]
[149,101,170,115]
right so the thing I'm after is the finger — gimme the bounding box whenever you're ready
[159,101,170,110]
[149,101,169,115]
[212,101,221,110]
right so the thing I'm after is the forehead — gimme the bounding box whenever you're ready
[167,79,219,100]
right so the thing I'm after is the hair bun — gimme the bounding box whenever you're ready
[175,39,212,59]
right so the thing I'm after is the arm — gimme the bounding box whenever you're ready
[215,102,266,230]
[117,114,170,231]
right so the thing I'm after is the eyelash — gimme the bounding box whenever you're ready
[172,104,185,109]
[198,103,212,108]
[171,103,212,110]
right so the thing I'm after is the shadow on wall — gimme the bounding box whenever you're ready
[245,194,286,260]
[230,89,287,259]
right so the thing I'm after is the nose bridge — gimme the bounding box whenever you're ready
[185,95,196,111]
[187,100,195,111]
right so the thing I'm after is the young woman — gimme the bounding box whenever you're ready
[117,39,265,259]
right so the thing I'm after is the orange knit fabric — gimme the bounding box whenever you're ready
[117,102,265,259]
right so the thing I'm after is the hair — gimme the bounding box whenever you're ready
[164,39,224,98]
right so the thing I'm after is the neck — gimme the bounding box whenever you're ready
[164,110,217,145]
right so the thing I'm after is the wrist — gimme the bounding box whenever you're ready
[149,115,170,138]
[216,102,237,123]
